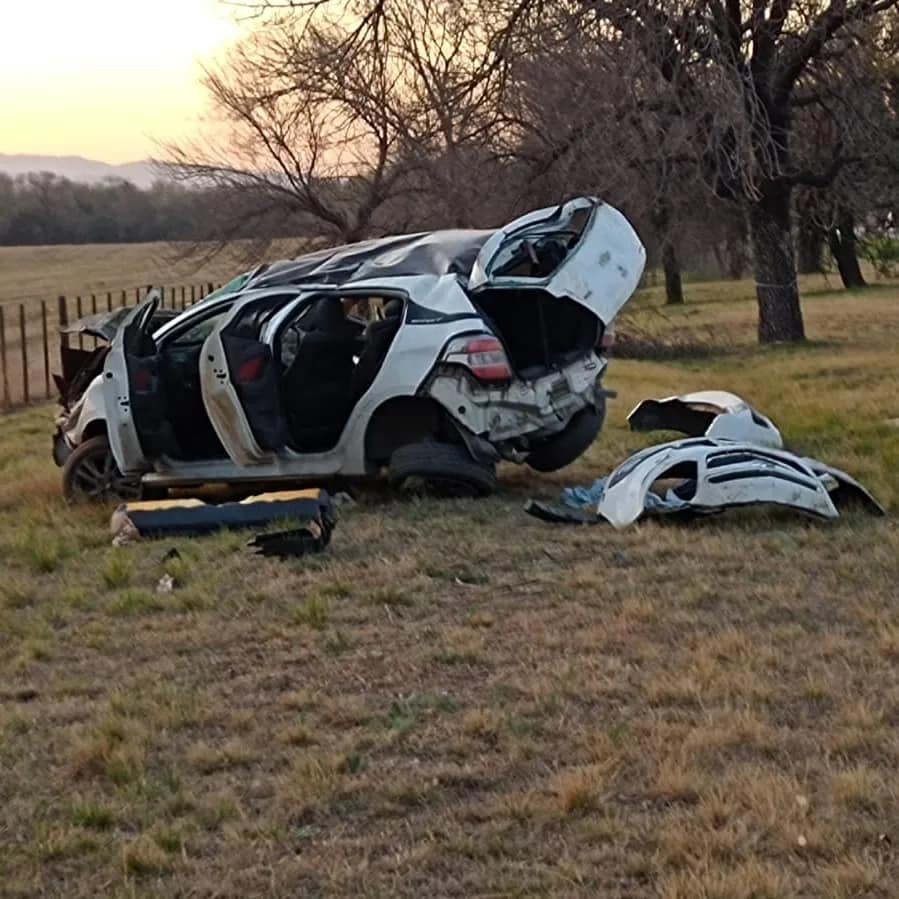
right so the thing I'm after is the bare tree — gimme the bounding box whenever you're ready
[161,6,418,258]
[162,0,512,262]
[491,0,898,341]
[792,12,899,287]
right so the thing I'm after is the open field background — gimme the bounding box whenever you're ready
[0,238,888,308]
[1,282,897,896]
[0,241,272,408]
[0,241,292,307]
[0,239,895,409]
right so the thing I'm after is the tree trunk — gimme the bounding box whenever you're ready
[748,189,805,343]
[651,200,684,305]
[662,239,684,305]
[797,218,824,274]
[725,231,748,279]
[827,208,866,289]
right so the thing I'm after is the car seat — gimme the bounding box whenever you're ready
[281,297,360,450]
[352,299,403,399]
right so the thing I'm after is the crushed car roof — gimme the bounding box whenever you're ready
[247,229,494,291]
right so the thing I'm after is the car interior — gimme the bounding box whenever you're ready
[276,294,404,451]
[125,303,235,462]
[161,308,234,459]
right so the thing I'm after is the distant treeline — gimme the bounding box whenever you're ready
[0,172,215,246]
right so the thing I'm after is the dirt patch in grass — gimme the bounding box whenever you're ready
[0,284,898,896]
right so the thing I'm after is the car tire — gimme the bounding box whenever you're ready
[388,441,497,497]
[62,435,143,504]
[526,401,605,473]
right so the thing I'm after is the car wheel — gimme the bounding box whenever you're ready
[526,401,605,473]
[62,435,143,504]
[388,441,497,497]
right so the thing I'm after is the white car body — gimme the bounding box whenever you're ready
[56,197,646,496]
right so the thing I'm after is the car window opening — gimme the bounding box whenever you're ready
[276,295,404,452]
[489,206,592,280]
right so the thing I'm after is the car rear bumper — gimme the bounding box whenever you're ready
[426,352,606,451]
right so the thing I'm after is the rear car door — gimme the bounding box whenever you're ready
[200,290,305,466]
[468,196,646,325]
[103,292,181,474]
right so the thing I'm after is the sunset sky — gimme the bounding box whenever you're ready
[0,0,244,163]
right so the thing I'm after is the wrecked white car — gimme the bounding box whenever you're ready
[54,197,646,501]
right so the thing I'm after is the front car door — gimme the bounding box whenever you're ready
[104,292,181,475]
[468,196,646,325]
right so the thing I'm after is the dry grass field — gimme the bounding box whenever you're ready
[1,279,898,897]
[0,241,292,307]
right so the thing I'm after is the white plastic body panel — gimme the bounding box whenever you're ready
[598,438,839,528]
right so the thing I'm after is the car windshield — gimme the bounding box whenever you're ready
[195,272,252,306]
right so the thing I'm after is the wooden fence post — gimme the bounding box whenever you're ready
[0,307,9,410]
[91,293,98,348]
[107,291,113,312]
[75,296,83,349]
[190,285,196,304]
[42,300,50,399]
[58,296,69,349]
[19,304,29,405]
[180,286,186,310]
[121,289,127,308]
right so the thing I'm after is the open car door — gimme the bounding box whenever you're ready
[468,197,646,325]
[104,291,182,475]
[200,290,304,467]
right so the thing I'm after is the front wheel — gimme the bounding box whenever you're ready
[62,435,143,503]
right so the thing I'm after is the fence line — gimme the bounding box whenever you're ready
[0,282,219,412]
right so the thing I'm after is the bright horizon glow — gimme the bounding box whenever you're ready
[0,0,244,163]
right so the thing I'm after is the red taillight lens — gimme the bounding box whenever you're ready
[237,355,266,384]
[464,336,512,382]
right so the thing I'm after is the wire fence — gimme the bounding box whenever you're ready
[0,283,221,412]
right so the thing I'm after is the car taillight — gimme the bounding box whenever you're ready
[237,355,266,384]
[463,337,513,382]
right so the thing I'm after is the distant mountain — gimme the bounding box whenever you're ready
[0,154,160,189]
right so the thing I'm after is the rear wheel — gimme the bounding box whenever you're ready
[62,435,143,503]
[526,401,605,473]
[388,441,496,497]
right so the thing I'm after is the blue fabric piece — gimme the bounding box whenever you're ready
[560,476,691,514]
[560,478,607,509]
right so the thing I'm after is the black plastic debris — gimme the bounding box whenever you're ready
[111,489,336,548]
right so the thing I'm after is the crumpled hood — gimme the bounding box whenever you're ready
[61,306,180,343]
[60,308,134,342]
